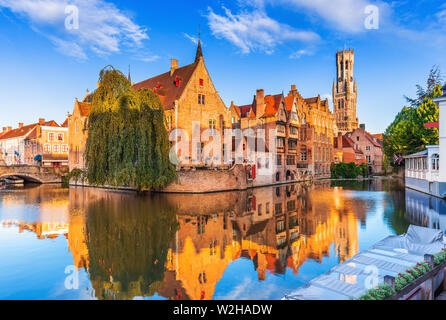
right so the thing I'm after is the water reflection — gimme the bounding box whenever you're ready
[0,178,444,300]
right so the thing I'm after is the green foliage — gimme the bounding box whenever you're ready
[395,262,432,292]
[331,162,368,179]
[358,284,395,300]
[384,66,443,160]
[434,249,446,265]
[84,66,177,191]
[62,169,85,187]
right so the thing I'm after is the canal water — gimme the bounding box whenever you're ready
[0,179,444,300]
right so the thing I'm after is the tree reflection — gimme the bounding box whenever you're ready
[85,194,179,300]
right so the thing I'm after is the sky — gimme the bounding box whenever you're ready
[0,0,445,134]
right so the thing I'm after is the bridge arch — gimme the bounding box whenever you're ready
[0,174,44,184]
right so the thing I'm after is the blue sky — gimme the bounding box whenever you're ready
[0,0,445,134]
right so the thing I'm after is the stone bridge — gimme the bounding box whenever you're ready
[0,165,68,184]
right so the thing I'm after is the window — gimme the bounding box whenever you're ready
[209,119,216,135]
[44,144,51,154]
[57,133,64,142]
[277,125,285,133]
[276,138,284,148]
[291,112,298,120]
[366,155,371,164]
[290,126,298,135]
[287,155,296,165]
[62,145,68,153]
[300,147,307,161]
[356,136,360,141]
[174,77,180,87]
[266,202,270,214]
[277,155,282,166]
[258,204,262,216]
[48,133,55,142]
[275,203,282,215]
[53,144,60,153]
[199,79,204,86]
[432,154,439,171]
[366,146,371,151]
[198,94,206,105]
[288,139,297,150]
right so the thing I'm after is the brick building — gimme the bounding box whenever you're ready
[68,98,91,171]
[345,124,384,174]
[133,39,232,166]
[333,133,366,165]
[0,119,68,167]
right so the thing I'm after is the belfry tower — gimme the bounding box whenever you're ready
[333,49,359,134]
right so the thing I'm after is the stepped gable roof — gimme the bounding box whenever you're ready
[133,62,198,110]
[0,121,59,140]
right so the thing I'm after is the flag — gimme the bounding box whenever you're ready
[14,151,19,157]
[393,154,398,164]
[398,156,403,165]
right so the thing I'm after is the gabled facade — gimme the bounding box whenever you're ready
[287,85,335,178]
[333,133,366,165]
[0,119,67,167]
[133,40,232,166]
[345,124,383,174]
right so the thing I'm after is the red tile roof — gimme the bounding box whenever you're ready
[263,94,283,117]
[365,132,382,148]
[0,121,59,140]
[133,62,198,110]
[77,101,91,117]
[284,96,294,113]
[61,118,69,128]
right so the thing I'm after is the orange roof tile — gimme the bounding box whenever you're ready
[284,96,294,113]
[77,101,91,117]
[61,118,69,128]
[0,121,59,140]
[263,94,283,117]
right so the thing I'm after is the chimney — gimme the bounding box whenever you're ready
[291,84,296,92]
[18,123,23,128]
[2,127,6,133]
[256,89,265,118]
[360,123,365,130]
[39,118,45,125]
[7,126,12,132]
[171,59,178,76]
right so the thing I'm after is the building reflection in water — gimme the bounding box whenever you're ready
[405,188,446,230]
[2,179,439,300]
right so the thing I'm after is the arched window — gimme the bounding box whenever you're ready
[432,154,439,171]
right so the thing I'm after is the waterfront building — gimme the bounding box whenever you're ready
[344,124,384,174]
[133,39,232,166]
[0,119,68,167]
[288,86,335,178]
[404,85,446,198]
[333,49,359,134]
[333,133,366,165]
[68,98,91,171]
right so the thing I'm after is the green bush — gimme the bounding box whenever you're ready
[434,249,446,266]
[62,169,86,187]
[331,162,368,179]
[358,284,395,300]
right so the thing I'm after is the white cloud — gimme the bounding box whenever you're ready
[183,32,199,45]
[270,0,388,33]
[289,49,313,59]
[0,0,148,59]
[206,6,319,54]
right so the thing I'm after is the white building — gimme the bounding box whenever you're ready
[404,85,446,198]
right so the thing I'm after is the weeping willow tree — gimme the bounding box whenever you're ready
[84,66,177,190]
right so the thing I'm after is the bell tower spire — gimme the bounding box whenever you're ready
[195,25,203,63]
